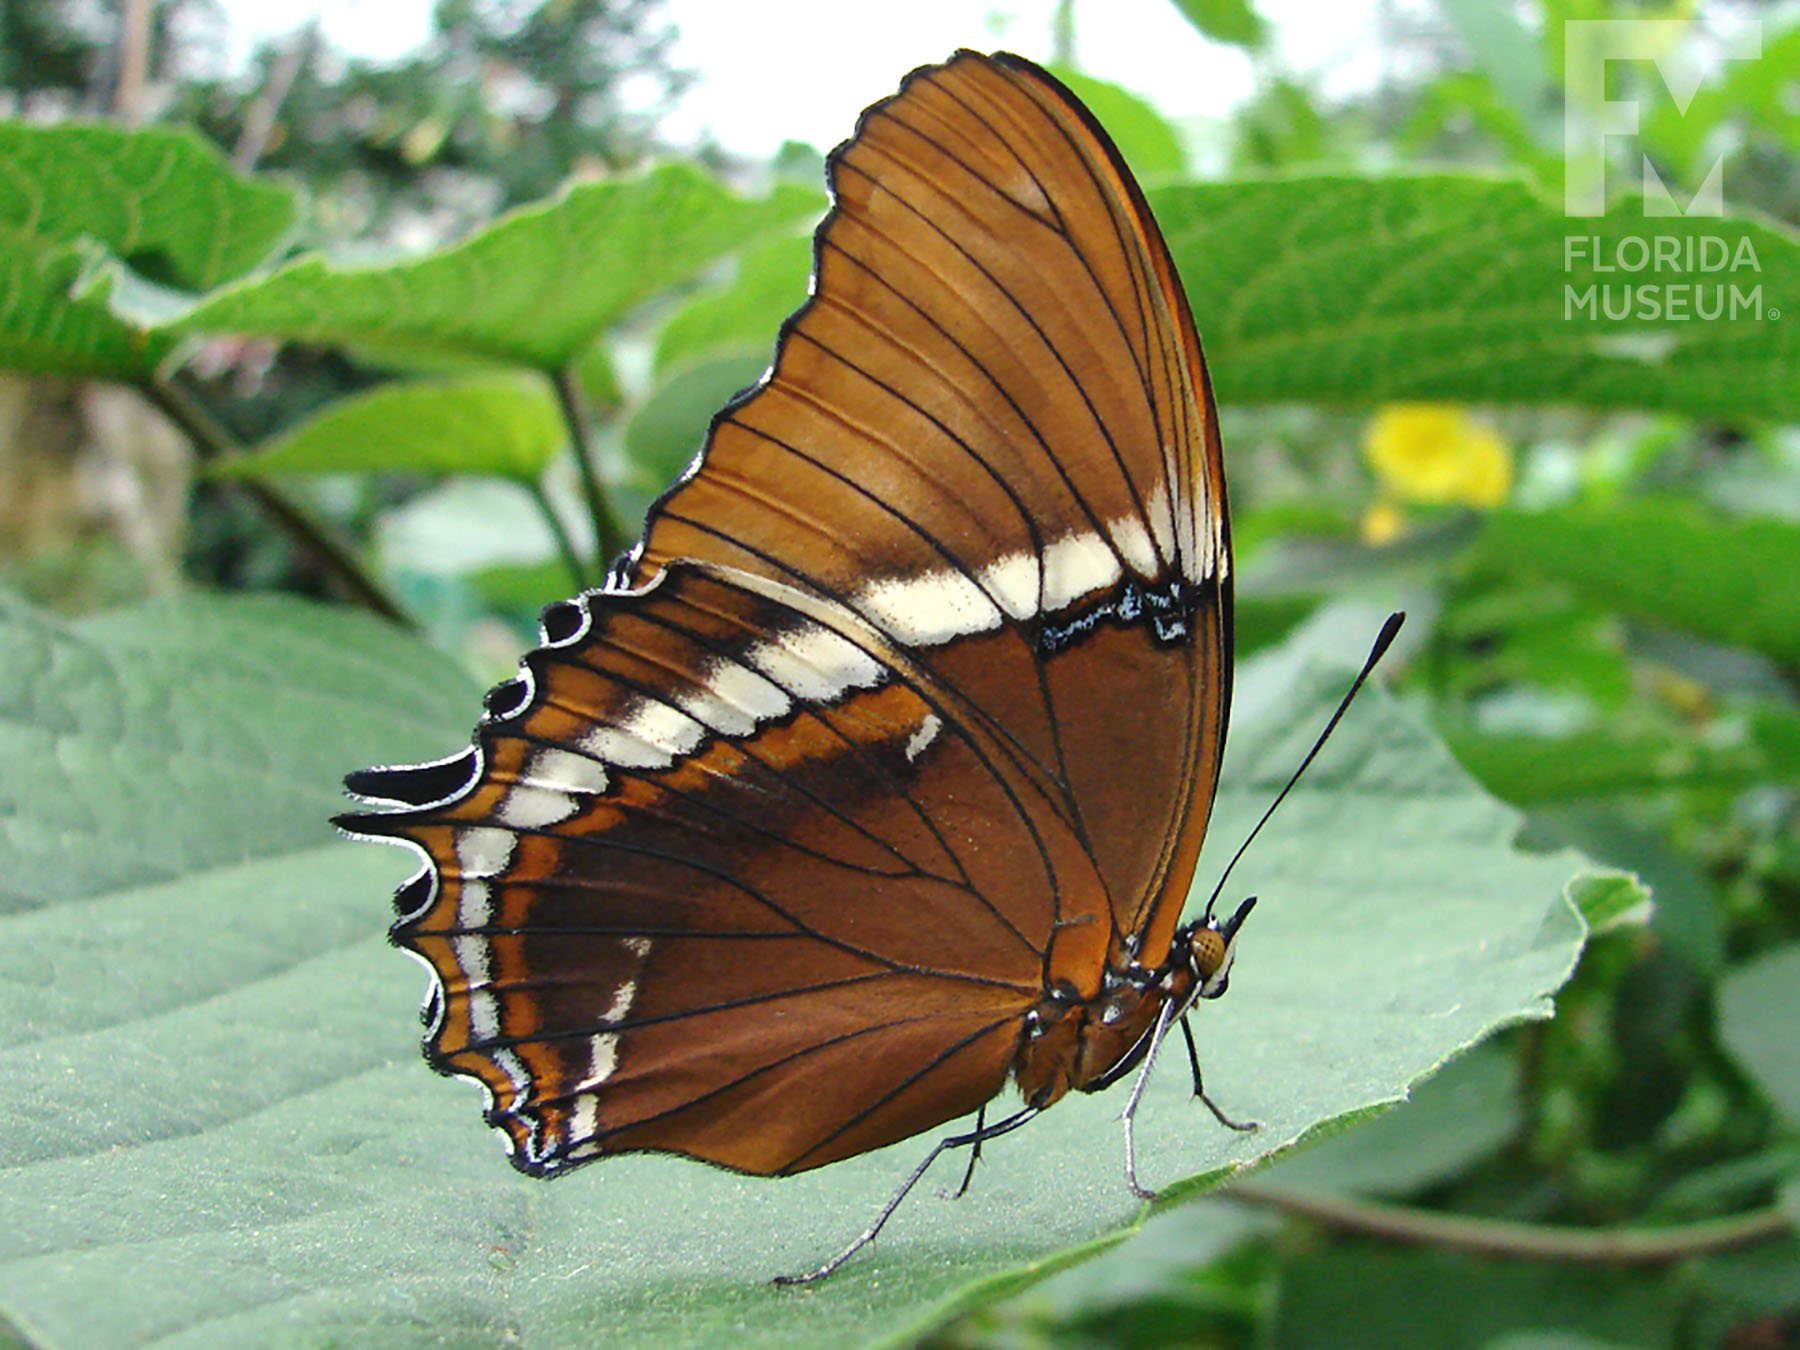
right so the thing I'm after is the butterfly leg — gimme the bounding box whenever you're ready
[1121,996,1180,1199]
[774,1103,1040,1286]
[1179,1013,1258,1132]
[948,1103,986,1199]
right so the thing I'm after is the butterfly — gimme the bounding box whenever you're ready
[341,48,1276,1282]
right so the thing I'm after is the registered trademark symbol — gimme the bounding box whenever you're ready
[1769,307,1782,320]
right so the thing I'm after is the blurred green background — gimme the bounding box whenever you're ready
[2,0,1797,1346]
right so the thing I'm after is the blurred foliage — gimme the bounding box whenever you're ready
[1,0,1799,1345]
[0,0,690,606]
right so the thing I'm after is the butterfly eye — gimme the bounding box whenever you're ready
[1194,896,1258,997]
[1198,944,1236,1000]
[1190,925,1226,976]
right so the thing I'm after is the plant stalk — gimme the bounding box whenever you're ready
[552,367,628,571]
[1222,1181,1792,1265]
[521,477,590,595]
[146,376,414,629]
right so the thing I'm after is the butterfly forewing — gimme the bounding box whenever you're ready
[631,52,1229,965]
[342,50,1230,1181]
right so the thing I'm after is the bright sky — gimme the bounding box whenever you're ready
[220,0,1383,158]
[655,0,1265,150]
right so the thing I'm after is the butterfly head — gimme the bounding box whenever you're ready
[1184,896,1257,1000]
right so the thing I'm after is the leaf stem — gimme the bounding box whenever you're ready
[552,366,628,571]
[1221,1181,1792,1265]
[520,476,589,595]
[145,375,414,629]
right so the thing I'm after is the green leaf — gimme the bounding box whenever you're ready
[1441,726,1768,804]
[1271,1250,1677,1349]
[1439,586,1632,711]
[171,163,822,371]
[1009,1200,1263,1322]
[1523,806,1722,975]
[1401,72,1563,186]
[1433,0,1550,139]
[469,558,576,615]
[1568,870,1654,935]
[622,347,772,491]
[1155,176,1800,419]
[0,592,476,915]
[208,373,564,482]
[1474,502,1800,665]
[1232,77,1336,170]
[653,235,811,374]
[0,228,175,378]
[1717,945,1800,1124]
[1254,1040,1520,1196]
[0,120,296,289]
[1642,23,1800,171]
[376,478,570,576]
[1045,68,1187,179]
[1169,0,1267,48]
[569,333,622,410]
[0,595,1599,1345]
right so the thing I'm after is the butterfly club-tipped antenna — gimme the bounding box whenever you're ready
[1119,612,1407,1197]
[1200,610,1407,928]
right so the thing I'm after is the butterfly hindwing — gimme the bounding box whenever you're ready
[342,562,1117,1174]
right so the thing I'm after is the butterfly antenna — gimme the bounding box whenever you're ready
[1201,612,1406,921]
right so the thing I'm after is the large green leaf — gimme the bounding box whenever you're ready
[171,164,821,371]
[1717,945,1800,1125]
[0,227,175,378]
[653,236,811,374]
[622,348,773,490]
[1271,1249,1678,1349]
[0,120,296,289]
[208,373,565,482]
[1442,725,1770,803]
[1045,68,1187,180]
[1156,175,1799,419]
[1473,501,1800,665]
[0,592,476,915]
[1169,0,1267,48]
[0,596,1607,1346]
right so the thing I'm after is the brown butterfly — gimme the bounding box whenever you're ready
[342,49,1291,1283]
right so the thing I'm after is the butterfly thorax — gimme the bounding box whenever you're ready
[1011,897,1256,1108]
[1012,962,1198,1107]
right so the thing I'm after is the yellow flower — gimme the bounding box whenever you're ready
[1364,404,1513,507]
[1361,499,1407,546]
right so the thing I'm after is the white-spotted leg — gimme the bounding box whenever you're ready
[1120,996,1181,1199]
